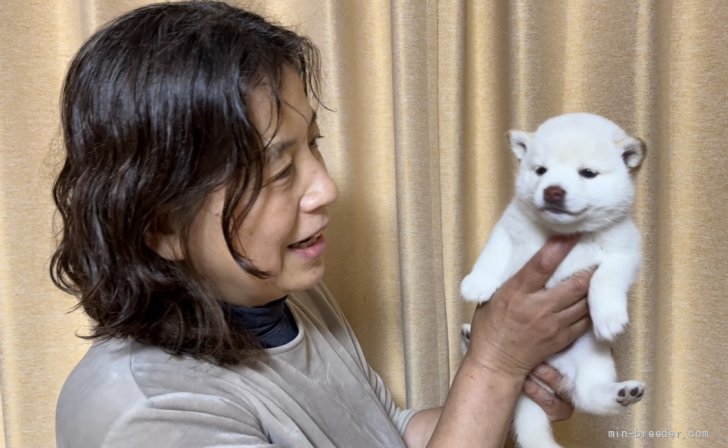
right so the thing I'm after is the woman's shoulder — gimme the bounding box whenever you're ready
[287,283,367,363]
[56,338,256,447]
[289,283,348,327]
[56,338,147,447]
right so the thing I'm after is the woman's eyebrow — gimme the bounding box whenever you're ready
[266,139,296,162]
[266,111,319,161]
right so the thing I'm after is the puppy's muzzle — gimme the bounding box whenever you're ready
[544,185,566,204]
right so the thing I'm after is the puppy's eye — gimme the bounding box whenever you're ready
[579,168,599,179]
[535,166,547,176]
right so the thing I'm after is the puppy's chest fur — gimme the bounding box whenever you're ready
[499,203,638,287]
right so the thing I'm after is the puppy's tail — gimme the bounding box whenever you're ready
[513,395,562,448]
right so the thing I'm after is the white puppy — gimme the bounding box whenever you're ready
[460,113,645,448]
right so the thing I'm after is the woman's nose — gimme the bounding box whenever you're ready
[300,159,339,212]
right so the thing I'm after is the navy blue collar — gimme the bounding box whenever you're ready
[228,297,298,348]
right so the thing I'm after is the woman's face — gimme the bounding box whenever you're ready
[187,66,339,307]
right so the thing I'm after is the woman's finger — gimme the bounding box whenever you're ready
[558,296,590,325]
[509,236,579,293]
[531,363,564,391]
[537,268,593,312]
[523,364,574,422]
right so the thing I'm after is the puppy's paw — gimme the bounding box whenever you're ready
[460,324,471,354]
[590,299,629,342]
[460,274,499,304]
[580,379,645,414]
[615,380,645,407]
[592,311,628,342]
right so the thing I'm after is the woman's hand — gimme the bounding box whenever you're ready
[465,236,593,378]
[423,237,591,448]
[525,363,574,422]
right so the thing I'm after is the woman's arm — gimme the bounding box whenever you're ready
[403,363,575,448]
[405,236,592,448]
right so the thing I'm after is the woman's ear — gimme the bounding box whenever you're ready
[144,219,184,261]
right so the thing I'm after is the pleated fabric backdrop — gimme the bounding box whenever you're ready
[1,1,726,447]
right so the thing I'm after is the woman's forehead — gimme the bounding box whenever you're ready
[250,70,315,143]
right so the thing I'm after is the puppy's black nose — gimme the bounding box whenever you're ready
[544,185,566,204]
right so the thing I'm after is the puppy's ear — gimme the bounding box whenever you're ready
[507,130,533,161]
[617,136,645,170]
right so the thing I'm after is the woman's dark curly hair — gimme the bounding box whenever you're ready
[50,1,321,365]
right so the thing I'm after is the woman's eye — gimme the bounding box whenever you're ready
[309,134,323,150]
[579,168,599,179]
[272,163,294,182]
[535,166,547,176]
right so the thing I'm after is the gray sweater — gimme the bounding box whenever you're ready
[56,283,414,447]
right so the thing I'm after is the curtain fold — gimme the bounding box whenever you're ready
[1,1,726,447]
[390,0,450,410]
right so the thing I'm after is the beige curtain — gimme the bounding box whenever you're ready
[1,0,726,446]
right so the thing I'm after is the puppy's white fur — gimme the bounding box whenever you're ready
[461,113,645,448]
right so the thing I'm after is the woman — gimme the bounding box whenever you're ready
[52,2,591,446]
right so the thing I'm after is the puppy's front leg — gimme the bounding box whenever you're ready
[588,254,640,342]
[460,223,513,304]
